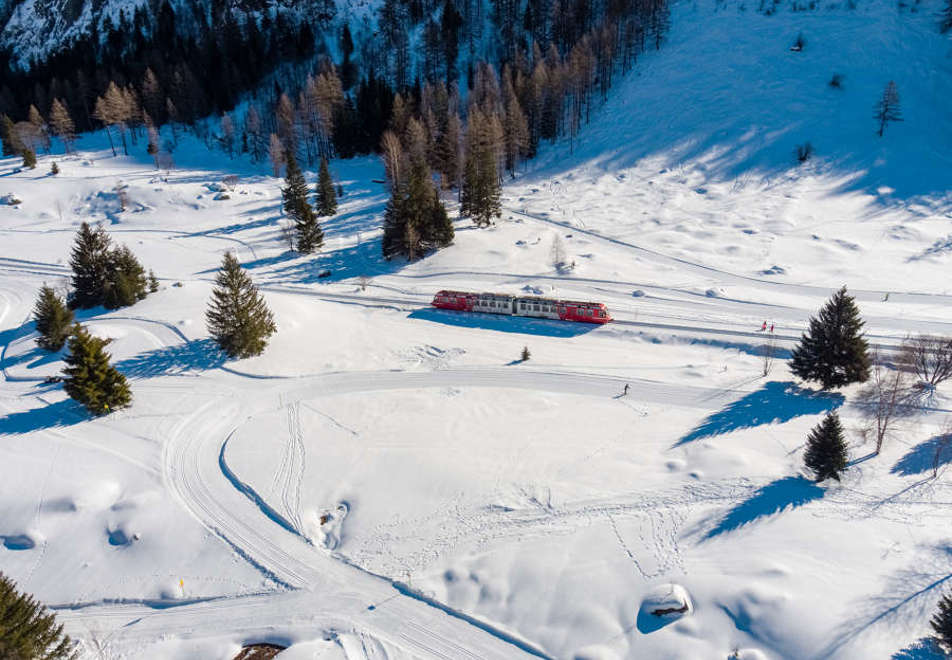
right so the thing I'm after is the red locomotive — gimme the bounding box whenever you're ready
[431,290,612,324]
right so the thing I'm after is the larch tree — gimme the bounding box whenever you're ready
[1,114,24,156]
[0,572,75,659]
[268,133,285,176]
[803,412,849,482]
[48,99,76,153]
[28,105,50,152]
[790,286,871,389]
[63,323,132,415]
[206,252,277,358]
[874,81,902,137]
[33,285,74,351]
[315,157,338,216]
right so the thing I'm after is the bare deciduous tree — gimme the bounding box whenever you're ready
[898,334,952,392]
[857,355,918,454]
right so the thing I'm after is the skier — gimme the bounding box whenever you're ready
[761,321,767,331]
[623,383,630,396]
[769,323,775,333]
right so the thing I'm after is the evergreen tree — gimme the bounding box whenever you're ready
[931,591,952,655]
[315,157,338,216]
[282,150,324,253]
[803,412,849,482]
[460,110,502,227]
[68,222,112,309]
[33,286,74,352]
[382,155,453,260]
[0,572,74,660]
[63,323,132,415]
[50,162,59,175]
[206,252,277,358]
[790,286,871,389]
[22,148,37,169]
[103,245,149,309]
[521,345,531,361]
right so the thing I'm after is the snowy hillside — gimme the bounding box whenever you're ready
[2,1,952,659]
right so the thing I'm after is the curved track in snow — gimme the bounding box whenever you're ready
[57,366,739,659]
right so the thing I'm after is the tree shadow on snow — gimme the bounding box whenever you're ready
[892,434,952,477]
[254,237,409,285]
[113,338,225,379]
[408,308,598,338]
[703,476,824,539]
[675,381,842,447]
[0,399,87,436]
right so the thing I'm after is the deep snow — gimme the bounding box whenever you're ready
[2,1,952,658]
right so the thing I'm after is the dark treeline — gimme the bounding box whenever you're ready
[1,0,670,162]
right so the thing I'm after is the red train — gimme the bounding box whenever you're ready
[431,290,612,324]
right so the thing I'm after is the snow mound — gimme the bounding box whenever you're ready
[1,193,22,205]
[637,583,693,633]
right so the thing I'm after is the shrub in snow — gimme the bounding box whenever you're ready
[33,285,73,351]
[213,192,231,200]
[790,286,870,389]
[49,161,59,175]
[796,142,814,163]
[63,323,132,415]
[0,571,74,658]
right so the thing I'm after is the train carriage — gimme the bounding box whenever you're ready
[432,290,611,324]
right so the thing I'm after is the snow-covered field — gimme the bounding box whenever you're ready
[3,1,952,658]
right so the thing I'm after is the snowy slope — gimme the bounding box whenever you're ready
[2,1,952,659]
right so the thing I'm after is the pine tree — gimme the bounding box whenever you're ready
[874,81,902,137]
[33,286,74,352]
[0,572,74,659]
[50,162,60,175]
[103,245,149,309]
[63,323,132,415]
[790,286,871,389]
[521,345,531,361]
[282,150,324,253]
[460,110,502,228]
[803,412,849,482]
[68,222,112,309]
[315,157,338,216]
[206,252,277,359]
[931,591,952,655]
[22,148,37,169]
